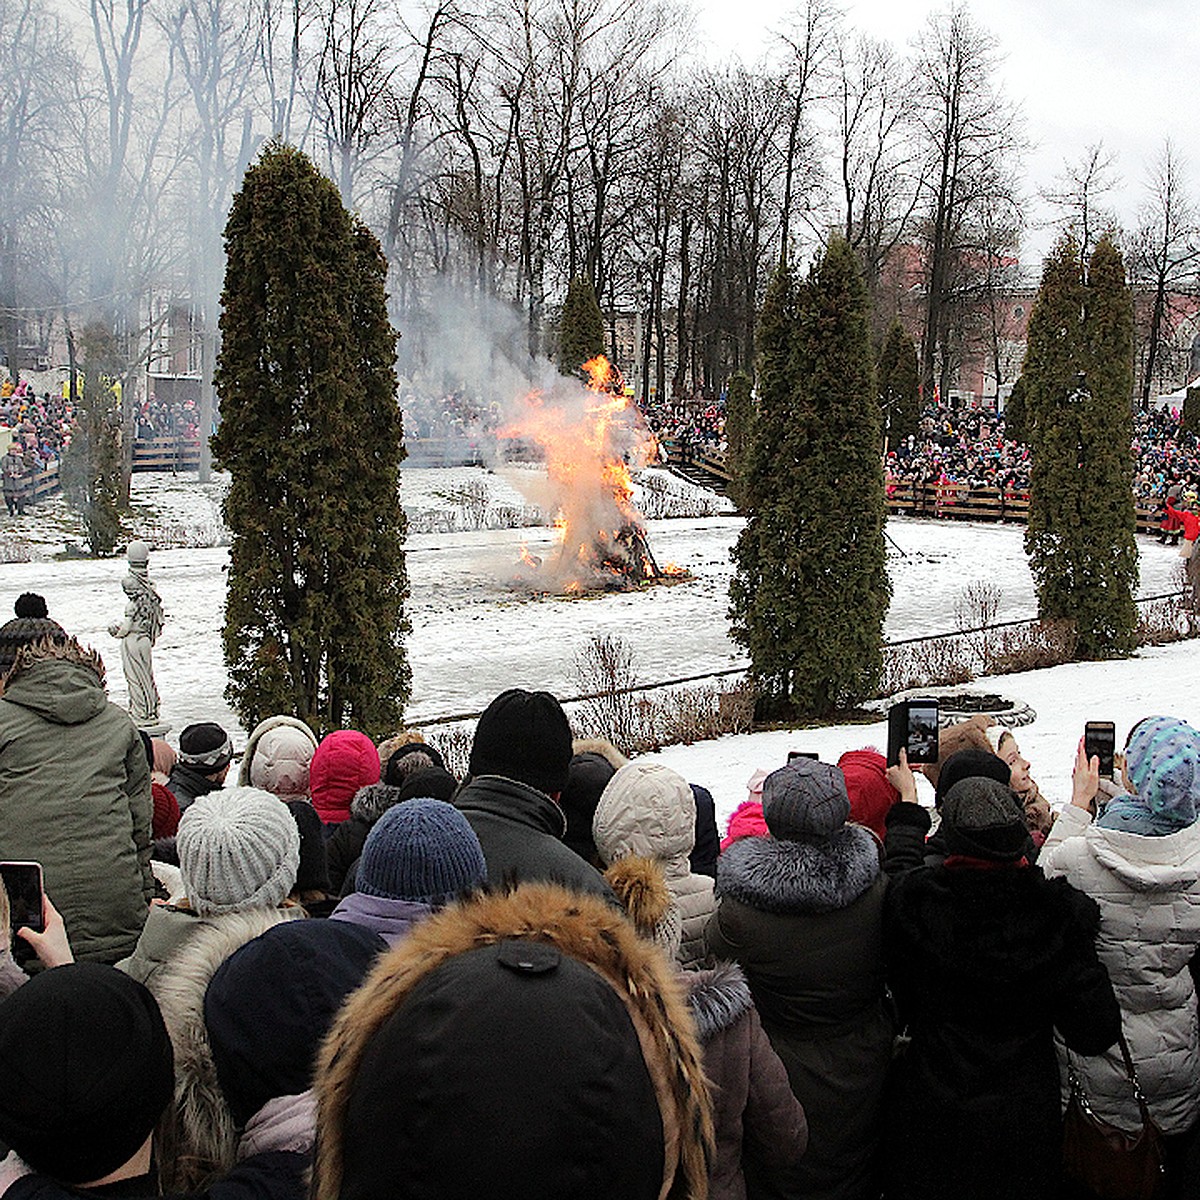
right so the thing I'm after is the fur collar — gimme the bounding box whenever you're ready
[572,736,630,771]
[4,636,104,686]
[716,827,882,915]
[313,884,713,1200]
[685,961,753,1041]
[151,907,299,1193]
[349,782,404,824]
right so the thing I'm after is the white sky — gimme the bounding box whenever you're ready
[693,0,1200,262]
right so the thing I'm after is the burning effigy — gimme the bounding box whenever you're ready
[501,357,686,594]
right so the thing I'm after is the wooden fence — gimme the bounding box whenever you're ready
[131,438,201,472]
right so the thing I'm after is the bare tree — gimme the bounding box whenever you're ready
[1042,141,1121,268]
[1130,142,1200,408]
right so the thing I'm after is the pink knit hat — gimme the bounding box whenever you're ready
[309,731,381,825]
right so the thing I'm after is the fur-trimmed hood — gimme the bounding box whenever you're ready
[348,781,404,824]
[151,906,302,1193]
[605,855,683,960]
[237,715,318,792]
[572,736,630,771]
[313,883,713,1200]
[716,826,883,915]
[0,640,107,724]
[685,961,753,1042]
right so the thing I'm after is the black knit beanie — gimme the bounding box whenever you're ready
[0,593,66,675]
[396,767,459,804]
[384,741,447,785]
[0,963,174,1184]
[468,689,573,796]
[941,777,1029,862]
[934,748,1012,808]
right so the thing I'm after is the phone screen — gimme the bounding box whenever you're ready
[906,701,941,764]
[1084,722,1116,780]
[0,863,43,935]
[787,751,820,762]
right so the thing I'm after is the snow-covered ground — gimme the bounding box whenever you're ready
[0,464,1193,831]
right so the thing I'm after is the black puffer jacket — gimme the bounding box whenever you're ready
[453,775,614,902]
[167,763,225,812]
[883,864,1120,1200]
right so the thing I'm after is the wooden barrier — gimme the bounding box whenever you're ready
[132,438,201,471]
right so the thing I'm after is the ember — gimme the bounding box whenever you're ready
[502,355,686,593]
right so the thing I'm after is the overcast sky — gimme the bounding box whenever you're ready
[692,0,1199,263]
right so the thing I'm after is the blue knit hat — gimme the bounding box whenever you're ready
[358,799,486,906]
[1098,716,1200,836]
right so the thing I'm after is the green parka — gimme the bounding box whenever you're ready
[0,642,153,962]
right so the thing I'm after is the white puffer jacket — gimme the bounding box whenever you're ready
[593,761,716,967]
[1041,804,1200,1133]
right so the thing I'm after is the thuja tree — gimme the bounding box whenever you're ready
[213,143,410,736]
[557,275,606,376]
[724,370,754,508]
[731,238,890,717]
[877,320,920,446]
[59,322,123,556]
[1024,234,1138,657]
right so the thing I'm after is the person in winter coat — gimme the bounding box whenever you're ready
[0,962,309,1200]
[686,962,809,1200]
[1040,717,1200,1179]
[0,636,153,963]
[593,760,716,967]
[882,774,1121,1200]
[117,787,302,990]
[330,798,486,946]
[312,882,714,1200]
[309,731,380,827]
[706,757,893,1200]
[453,689,614,901]
[325,783,405,896]
[0,592,64,675]
[168,724,234,812]
[237,716,318,801]
[558,737,627,865]
[837,749,900,841]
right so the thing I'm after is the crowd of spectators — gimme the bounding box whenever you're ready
[3,590,1200,1198]
[639,392,726,460]
[135,397,200,442]
[398,386,502,441]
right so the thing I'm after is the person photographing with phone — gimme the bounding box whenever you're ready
[1040,717,1200,1198]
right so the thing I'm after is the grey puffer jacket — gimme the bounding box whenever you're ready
[593,764,716,966]
[1041,803,1200,1134]
[0,642,153,963]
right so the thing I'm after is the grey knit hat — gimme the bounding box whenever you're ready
[940,777,1029,862]
[177,786,301,916]
[358,798,486,907]
[762,759,851,842]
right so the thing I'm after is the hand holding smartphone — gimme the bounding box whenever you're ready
[887,698,941,767]
[1084,721,1116,780]
[0,862,44,936]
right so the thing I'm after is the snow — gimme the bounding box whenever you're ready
[0,464,1194,835]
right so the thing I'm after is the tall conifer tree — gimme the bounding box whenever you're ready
[1024,234,1138,656]
[731,239,889,716]
[724,370,754,508]
[877,320,920,445]
[213,144,410,736]
[557,276,606,376]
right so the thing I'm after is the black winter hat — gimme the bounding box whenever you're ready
[286,799,331,894]
[178,722,234,772]
[205,919,385,1127]
[0,963,174,1184]
[0,592,66,676]
[934,748,1012,808]
[468,689,573,796]
[396,766,459,804]
[560,752,618,863]
[940,777,1029,862]
[383,741,447,786]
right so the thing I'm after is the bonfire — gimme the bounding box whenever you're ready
[501,356,686,594]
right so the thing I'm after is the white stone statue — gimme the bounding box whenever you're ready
[108,540,165,727]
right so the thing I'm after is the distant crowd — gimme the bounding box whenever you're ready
[2,590,1200,1198]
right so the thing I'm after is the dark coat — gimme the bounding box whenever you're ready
[453,775,615,902]
[705,827,893,1200]
[689,784,720,879]
[166,764,224,812]
[882,864,1121,1200]
[324,816,369,896]
[686,962,808,1200]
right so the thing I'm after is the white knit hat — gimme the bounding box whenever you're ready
[177,787,301,916]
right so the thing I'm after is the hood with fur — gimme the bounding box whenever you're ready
[605,855,683,961]
[314,884,713,1200]
[716,827,883,916]
[150,906,301,1193]
[685,961,754,1043]
[0,639,107,724]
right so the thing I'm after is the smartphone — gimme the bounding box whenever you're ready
[1084,721,1116,780]
[787,751,820,762]
[0,862,43,935]
[888,698,941,766]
